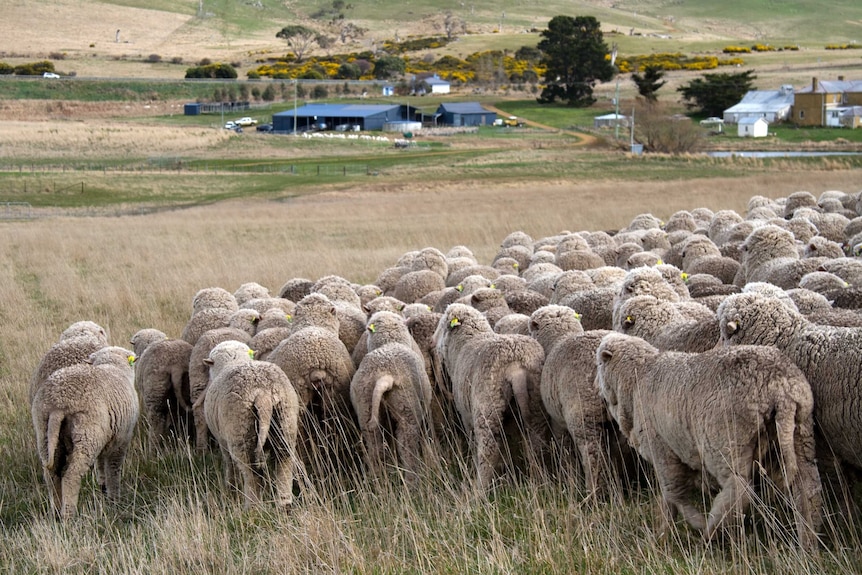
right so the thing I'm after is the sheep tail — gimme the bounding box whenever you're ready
[774,400,800,488]
[369,375,394,427]
[253,390,274,464]
[173,370,192,413]
[506,364,530,422]
[45,411,65,473]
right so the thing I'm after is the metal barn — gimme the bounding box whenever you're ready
[435,102,496,127]
[272,104,403,133]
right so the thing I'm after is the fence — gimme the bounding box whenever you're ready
[0,202,32,219]
[0,163,375,176]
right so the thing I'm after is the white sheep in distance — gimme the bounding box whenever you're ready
[204,341,300,509]
[31,346,139,519]
[350,311,434,481]
[433,303,548,489]
[596,333,822,548]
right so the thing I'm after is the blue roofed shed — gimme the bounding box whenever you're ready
[272,103,404,132]
[436,102,496,127]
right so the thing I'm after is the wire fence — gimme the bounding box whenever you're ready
[0,163,378,176]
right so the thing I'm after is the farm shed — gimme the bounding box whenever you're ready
[738,116,769,138]
[840,106,862,128]
[723,86,794,124]
[435,102,496,127]
[272,104,403,133]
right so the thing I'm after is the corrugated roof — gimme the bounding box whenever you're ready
[424,76,450,85]
[797,79,862,94]
[738,116,769,125]
[273,104,400,118]
[724,90,793,114]
[437,102,491,114]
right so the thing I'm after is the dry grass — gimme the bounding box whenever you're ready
[3,174,862,571]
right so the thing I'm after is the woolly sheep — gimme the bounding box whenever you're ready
[718,292,862,479]
[313,274,363,308]
[616,295,719,352]
[32,346,139,518]
[786,288,862,328]
[493,313,532,335]
[596,333,822,547]
[350,311,434,479]
[625,252,662,270]
[798,271,849,295]
[355,284,384,308]
[557,286,617,331]
[734,224,825,289]
[455,287,512,328]
[278,277,314,302]
[804,237,845,260]
[446,264,500,288]
[393,269,447,304]
[664,210,698,234]
[783,191,818,219]
[190,287,238,316]
[30,321,110,405]
[248,326,292,362]
[707,209,744,245]
[233,282,270,306]
[491,256,521,276]
[266,294,356,458]
[433,303,548,488]
[188,326,254,452]
[203,340,300,509]
[528,306,632,495]
[135,336,194,449]
[411,246,449,279]
[432,275,495,314]
[548,270,593,305]
[792,207,850,244]
[181,308,260,347]
[494,244,533,271]
[504,289,549,316]
[240,297,296,317]
[500,230,534,250]
[491,274,528,293]
[256,307,293,332]
[818,258,862,286]
[446,245,475,260]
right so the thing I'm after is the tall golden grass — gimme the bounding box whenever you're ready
[3,173,862,572]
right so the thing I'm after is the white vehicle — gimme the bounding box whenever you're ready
[235,117,258,127]
[224,121,238,130]
[42,72,60,79]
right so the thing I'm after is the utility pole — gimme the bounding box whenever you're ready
[611,43,620,140]
[293,79,298,134]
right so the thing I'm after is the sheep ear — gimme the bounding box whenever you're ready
[449,317,461,329]
[622,315,635,330]
[329,305,337,316]
[203,358,214,366]
[600,348,613,362]
[725,320,739,336]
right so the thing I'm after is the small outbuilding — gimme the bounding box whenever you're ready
[423,75,451,94]
[435,102,496,127]
[738,116,769,138]
[593,113,630,129]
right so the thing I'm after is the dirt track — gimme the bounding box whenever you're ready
[481,104,599,147]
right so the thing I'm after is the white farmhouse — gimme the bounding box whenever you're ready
[723,85,794,124]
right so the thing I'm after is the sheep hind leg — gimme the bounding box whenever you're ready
[473,422,503,491]
[59,450,95,519]
[705,473,751,542]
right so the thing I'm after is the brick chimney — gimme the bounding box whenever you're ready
[812,77,818,91]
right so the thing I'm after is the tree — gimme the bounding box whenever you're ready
[536,15,614,107]
[631,65,666,102]
[634,102,703,153]
[276,25,322,62]
[373,55,405,80]
[677,70,757,117]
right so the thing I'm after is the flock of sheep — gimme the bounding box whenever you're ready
[30,188,862,550]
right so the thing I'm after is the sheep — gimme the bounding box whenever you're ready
[798,271,849,296]
[233,282,270,306]
[596,333,822,548]
[278,278,314,302]
[190,287,238,315]
[248,326,292,362]
[32,346,139,519]
[494,244,532,271]
[431,275,495,314]
[129,328,168,358]
[313,274,362,309]
[786,288,862,328]
[255,307,293,332]
[493,313,532,335]
[240,297,296,317]
[350,311,434,480]
[500,230,534,250]
[803,236,845,260]
[134,336,194,449]
[393,270,447,304]
[181,308,260,347]
[433,303,548,488]
[265,294,357,464]
[664,210,698,234]
[615,295,719,352]
[446,264,500,288]
[411,246,449,279]
[455,287,512,328]
[30,321,110,405]
[355,284,383,308]
[203,340,300,509]
[188,326,253,452]
[557,286,617,331]
[492,274,528,293]
[528,306,635,495]
[783,191,818,219]
[734,224,825,289]
[491,256,520,276]
[818,258,862,286]
[717,291,862,480]
[504,289,549,316]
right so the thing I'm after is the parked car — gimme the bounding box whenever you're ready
[255,123,274,133]
[42,72,60,79]
[236,117,258,127]
[224,121,238,130]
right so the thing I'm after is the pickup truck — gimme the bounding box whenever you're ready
[235,117,258,127]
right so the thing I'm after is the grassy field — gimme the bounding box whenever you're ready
[4,1,862,572]
[4,171,862,573]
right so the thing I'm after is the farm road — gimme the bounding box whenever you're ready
[481,104,598,147]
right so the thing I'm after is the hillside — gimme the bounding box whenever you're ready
[3,0,862,81]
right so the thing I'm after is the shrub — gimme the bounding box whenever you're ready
[262,84,276,101]
[0,62,13,75]
[171,56,183,64]
[185,63,238,79]
[147,54,162,63]
[13,60,55,75]
[311,85,328,99]
[49,52,66,60]
[247,70,261,79]
[197,57,212,66]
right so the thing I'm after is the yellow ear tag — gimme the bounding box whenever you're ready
[656,259,664,265]
[681,272,689,282]
[368,323,376,333]
[248,349,255,359]
[513,263,519,269]
[127,355,136,366]
[449,317,461,328]
[490,283,496,289]
[574,312,582,320]
[456,285,464,292]
[286,314,293,322]
[625,316,633,323]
